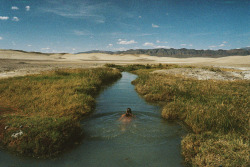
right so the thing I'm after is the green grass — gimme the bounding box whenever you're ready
[117,64,249,166]
[0,68,121,157]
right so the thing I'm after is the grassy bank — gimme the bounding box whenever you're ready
[0,68,121,157]
[110,64,249,166]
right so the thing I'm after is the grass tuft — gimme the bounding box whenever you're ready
[0,68,121,157]
[182,132,249,167]
[127,64,249,166]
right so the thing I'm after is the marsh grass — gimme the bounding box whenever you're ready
[105,63,181,72]
[0,68,121,157]
[182,132,249,167]
[128,65,249,166]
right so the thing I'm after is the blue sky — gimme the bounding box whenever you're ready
[0,0,249,53]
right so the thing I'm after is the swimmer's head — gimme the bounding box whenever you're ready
[126,108,132,116]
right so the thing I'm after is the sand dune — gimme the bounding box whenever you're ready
[0,49,249,78]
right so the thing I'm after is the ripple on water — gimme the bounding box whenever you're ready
[81,111,186,147]
[0,72,186,167]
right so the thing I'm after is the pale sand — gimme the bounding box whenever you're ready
[0,49,249,79]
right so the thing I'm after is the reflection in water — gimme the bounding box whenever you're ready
[0,72,187,167]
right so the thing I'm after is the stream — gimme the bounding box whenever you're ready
[0,72,187,167]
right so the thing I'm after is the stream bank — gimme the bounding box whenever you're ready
[0,72,187,167]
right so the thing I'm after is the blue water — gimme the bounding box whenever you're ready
[0,72,187,167]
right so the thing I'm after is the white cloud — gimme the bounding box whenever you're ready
[41,47,51,53]
[152,24,159,28]
[26,6,30,11]
[12,41,16,46]
[156,40,168,44]
[209,45,217,48]
[117,39,137,45]
[27,44,32,47]
[209,42,226,48]
[189,44,193,47]
[11,6,19,10]
[0,16,9,20]
[41,47,50,50]
[107,44,113,47]
[0,37,2,40]
[143,42,170,49]
[181,44,187,46]
[12,17,19,22]
[138,16,142,19]
[155,45,170,49]
[143,42,155,47]
[42,1,108,23]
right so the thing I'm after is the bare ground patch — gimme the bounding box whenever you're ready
[152,67,250,81]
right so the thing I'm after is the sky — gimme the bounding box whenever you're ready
[0,0,249,53]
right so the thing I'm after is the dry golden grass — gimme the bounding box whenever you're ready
[182,132,249,167]
[132,72,249,135]
[128,65,249,166]
[0,68,121,157]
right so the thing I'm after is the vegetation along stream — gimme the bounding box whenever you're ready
[0,72,187,167]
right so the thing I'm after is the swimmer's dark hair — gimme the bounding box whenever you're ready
[126,108,132,116]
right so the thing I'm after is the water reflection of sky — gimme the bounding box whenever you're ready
[80,72,187,166]
[95,72,159,113]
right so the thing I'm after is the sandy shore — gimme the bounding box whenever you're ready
[0,49,249,79]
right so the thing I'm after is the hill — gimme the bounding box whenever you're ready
[115,48,250,58]
[77,48,250,58]
[77,50,113,54]
[241,47,250,51]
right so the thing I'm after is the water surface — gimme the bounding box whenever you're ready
[0,72,187,167]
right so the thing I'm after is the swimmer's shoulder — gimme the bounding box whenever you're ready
[119,114,126,120]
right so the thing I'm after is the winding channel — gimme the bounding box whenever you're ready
[0,72,187,167]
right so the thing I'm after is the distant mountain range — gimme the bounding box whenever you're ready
[77,48,250,58]
[77,50,114,54]
[1,48,249,58]
[241,47,250,51]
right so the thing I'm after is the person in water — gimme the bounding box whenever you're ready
[119,108,135,123]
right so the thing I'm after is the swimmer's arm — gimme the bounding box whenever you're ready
[119,114,125,121]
